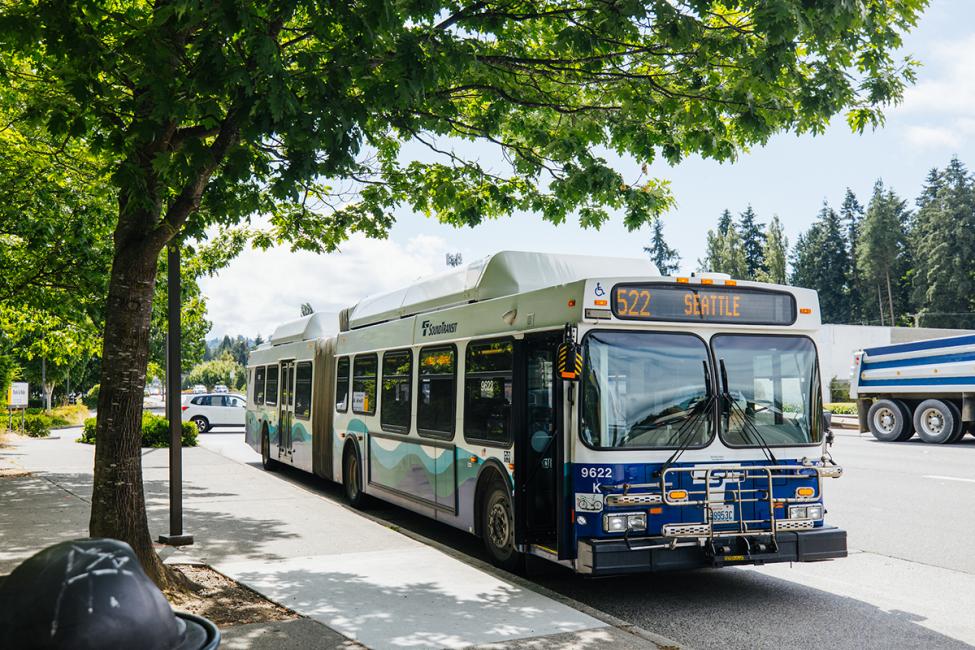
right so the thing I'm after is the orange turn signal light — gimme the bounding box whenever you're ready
[796,487,815,498]
[668,489,688,500]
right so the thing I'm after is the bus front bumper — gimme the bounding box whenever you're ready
[576,526,847,575]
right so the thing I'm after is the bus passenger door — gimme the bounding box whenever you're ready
[279,360,295,461]
[514,334,562,553]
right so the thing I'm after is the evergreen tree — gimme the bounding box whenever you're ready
[699,220,748,278]
[910,166,946,313]
[913,159,975,327]
[790,203,850,322]
[717,209,734,235]
[757,216,789,285]
[840,189,864,321]
[738,205,766,279]
[857,181,911,325]
[643,219,681,275]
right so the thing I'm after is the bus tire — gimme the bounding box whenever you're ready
[343,444,366,509]
[481,480,524,573]
[261,427,277,471]
[914,399,961,444]
[867,399,912,442]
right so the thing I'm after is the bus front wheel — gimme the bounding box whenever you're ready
[481,481,524,573]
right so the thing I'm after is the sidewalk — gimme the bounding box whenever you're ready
[0,431,668,649]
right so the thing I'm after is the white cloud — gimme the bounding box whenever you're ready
[898,34,975,149]
[904,125,961,149]
[199,234,450,338]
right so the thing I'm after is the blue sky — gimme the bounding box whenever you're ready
[202,0,975,338]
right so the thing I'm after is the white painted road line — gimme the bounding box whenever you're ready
[923,474,975,483]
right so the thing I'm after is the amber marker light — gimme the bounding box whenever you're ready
[594,299,608,306]
[568,299,576,307]
[668,489,688,501]
[724,279,737,286]
[649,507,663,515]
[800,307,812,314]
[796,487,815,498]
[469,455,478,464]
[676,277,689,284]
[700,278,714,285]
[774,502,785,509]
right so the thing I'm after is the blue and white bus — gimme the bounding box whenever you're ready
[245,251,845,574]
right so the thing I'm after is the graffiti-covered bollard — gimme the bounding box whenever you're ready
[0,538,219,649]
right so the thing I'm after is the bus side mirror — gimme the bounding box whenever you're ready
[557,341,582,382]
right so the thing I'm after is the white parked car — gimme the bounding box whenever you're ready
[181,393,246,432]
[214,384,230,394]
[192,384,207,394]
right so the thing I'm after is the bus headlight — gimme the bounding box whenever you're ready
[603,513,647,533]
[789,505,824,520]
[805,505,824,520]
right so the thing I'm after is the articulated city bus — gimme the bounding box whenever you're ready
[244,252,845,574]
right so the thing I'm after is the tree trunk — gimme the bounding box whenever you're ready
[885,271,896,326]
[877,284,885,326]
[89,229,176,590]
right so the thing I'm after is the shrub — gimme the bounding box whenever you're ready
[829,377,851,402]
[23,415,51,438]
[825,402,858,415]
[78,414,197,447]
[83,384,100,409]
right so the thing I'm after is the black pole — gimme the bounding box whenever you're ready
[159,243,193,547]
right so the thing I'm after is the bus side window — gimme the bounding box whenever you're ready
[352,354,378,415]
[254,366,266,405]
[295,361,312,420]
[418,346,456,438]
[464,339,513,446]
[381,350,412,432]
[265,366,279,407]
[335,357,350,413]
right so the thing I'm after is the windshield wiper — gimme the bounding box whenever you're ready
[719,359,777,465]
[659,361,715,474]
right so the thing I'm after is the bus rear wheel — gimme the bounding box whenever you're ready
[481,481,524,573]
[261,428,277,471]
[343,446,366,509]
[867,399,913,442]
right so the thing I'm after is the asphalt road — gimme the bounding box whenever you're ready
[200,427,975,649]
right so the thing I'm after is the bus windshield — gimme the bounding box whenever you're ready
[581,331,713,449]
[712,334,822,447]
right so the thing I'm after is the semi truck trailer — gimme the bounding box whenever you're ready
[850,333,975,443]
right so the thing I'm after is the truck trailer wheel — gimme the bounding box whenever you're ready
[867,399,914,442]
[913,399,961,444]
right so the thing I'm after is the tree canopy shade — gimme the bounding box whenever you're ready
[0,0,927,588]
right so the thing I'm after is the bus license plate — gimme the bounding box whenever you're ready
[712,505,735,522]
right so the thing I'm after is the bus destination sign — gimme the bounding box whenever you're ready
[612,283,796,326]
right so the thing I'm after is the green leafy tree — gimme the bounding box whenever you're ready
[791,204,850,322]
[738,206,765,280]
[857,181,911,325]
[185,353,244,392]
[756,216,789,285]
[912,159,975,327]
[0,0,926,587]
[643,220,681,275]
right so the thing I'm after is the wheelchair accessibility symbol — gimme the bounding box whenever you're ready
[594,282,605,297]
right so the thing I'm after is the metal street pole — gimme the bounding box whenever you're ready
[159,243,193,547]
